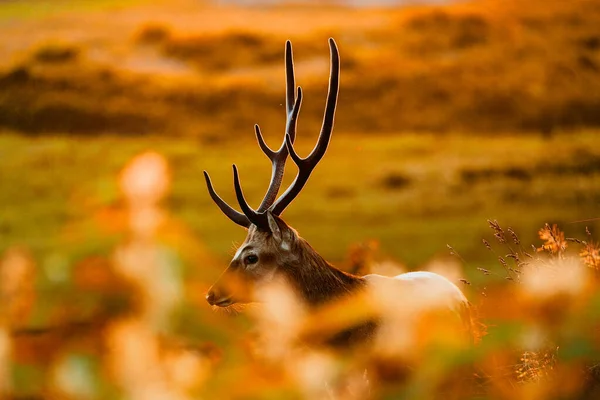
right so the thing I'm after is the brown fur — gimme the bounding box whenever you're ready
[208,216,475,351]
[280,237,367,307]
[209,221,367,308]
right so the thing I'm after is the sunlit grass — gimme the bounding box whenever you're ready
[2,0,600,398]
[1,130,598,271]
[0,0,147,22]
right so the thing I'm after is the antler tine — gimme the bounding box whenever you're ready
[232,165,269,229]
[270,38,340,216]
[203,171,251,228]
[204,39,337,228]
[255,40,302,212]
[254,124,276,160]
[285,40,297,124]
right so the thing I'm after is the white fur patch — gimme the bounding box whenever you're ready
[233,246,244,261]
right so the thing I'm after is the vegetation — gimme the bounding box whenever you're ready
[1,0,600,135]
[1,130,598,269]
[1,0,600,398]
[2,152,600,399]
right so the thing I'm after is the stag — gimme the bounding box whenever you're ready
[204,39,473,350]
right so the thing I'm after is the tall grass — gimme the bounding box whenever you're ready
[1,131,598,268]
[2,150,600,399]
[2,0,600,397]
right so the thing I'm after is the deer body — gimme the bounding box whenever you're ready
[203,39,473,351]
[365,271,469,313]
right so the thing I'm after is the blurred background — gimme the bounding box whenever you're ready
[0,0,599,398]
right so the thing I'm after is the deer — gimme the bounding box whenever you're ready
[203,39,474,355]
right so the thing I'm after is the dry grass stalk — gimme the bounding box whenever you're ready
[516,349,557,383]
[580,228,600,271]
[537,223,568,256]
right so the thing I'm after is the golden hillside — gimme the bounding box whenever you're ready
[1,0,599,136]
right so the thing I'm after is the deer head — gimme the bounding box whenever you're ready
[204,39,341,307]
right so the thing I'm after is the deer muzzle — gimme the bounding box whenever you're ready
[206,289,233,307]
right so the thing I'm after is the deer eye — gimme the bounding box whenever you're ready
[244,254,258,265]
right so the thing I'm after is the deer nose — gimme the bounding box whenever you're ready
[206,291,216,305]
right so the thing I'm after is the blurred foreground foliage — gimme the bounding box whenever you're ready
[2,0,600,398]
[1,152,600,399]
[1,0,600,136]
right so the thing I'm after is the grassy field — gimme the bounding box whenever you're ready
[2,128,600,398]
[2,0,600,398]
[0,0,144,21]
[2,0,598,271]
[1,129,598,271]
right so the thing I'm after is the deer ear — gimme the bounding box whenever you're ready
[267,212,295,248]
[267,212,282,242]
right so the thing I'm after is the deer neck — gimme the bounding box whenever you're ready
[283,239,366,307]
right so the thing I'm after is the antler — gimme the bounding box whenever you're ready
[203,170,250,227]
[204,38,339,230]
[203,40,301,228]
[255,41,303,212]
[270,38,339,216]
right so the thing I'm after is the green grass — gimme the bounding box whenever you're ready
[0,0,146,22]
[3,1,600,398]
[1,129,598,271]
